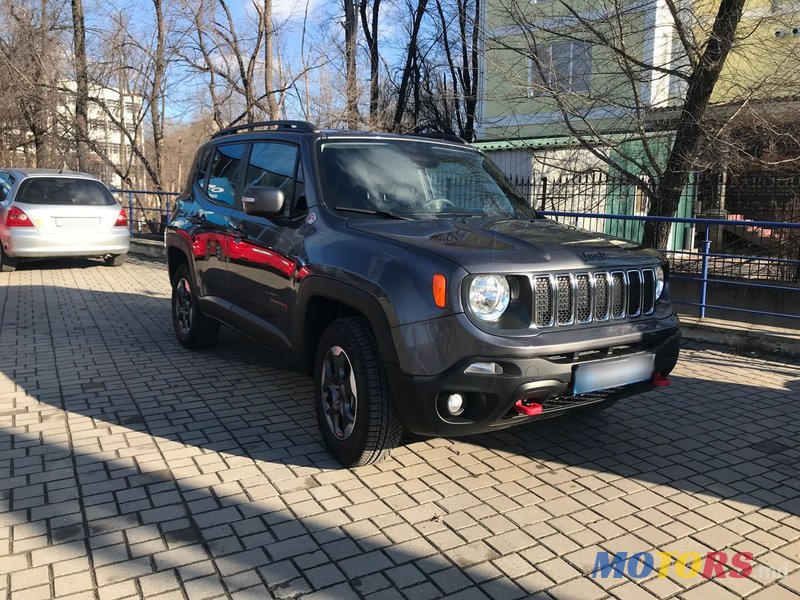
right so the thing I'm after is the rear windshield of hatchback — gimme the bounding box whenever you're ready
[16,178,117,206]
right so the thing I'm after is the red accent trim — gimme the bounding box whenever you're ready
[652,371,671,387]
[515,399,543,416]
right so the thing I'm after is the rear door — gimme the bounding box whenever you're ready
[13,177,120,233]
[192,142,248,301]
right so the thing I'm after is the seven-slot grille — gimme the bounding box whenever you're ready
[532,269,657,328]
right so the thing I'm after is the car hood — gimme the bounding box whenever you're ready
[347,216,663,273]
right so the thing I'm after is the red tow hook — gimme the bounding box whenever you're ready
[652,371,671,387]
[515,399,543,416]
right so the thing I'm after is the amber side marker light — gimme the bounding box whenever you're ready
[433,274,447,308]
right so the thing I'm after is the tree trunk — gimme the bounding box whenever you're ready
[71,0,90,171]
[149,0,166,190]
[264,0,279,119]
[343,0,359,129]
[359,0,381,126]
[643,0,746,248]
[392,0,429,131]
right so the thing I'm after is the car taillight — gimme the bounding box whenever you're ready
[114,208,128,227]
[6,206,34,227]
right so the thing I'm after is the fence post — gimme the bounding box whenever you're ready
[539,177,547,212]
[165,195,171,224]
[699,223,711,319]
[128,191,134,236]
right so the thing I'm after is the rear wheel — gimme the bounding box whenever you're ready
[105,254,126,267]
[0,246,17,272]
[314,317,402,466]
[171,263,220,349]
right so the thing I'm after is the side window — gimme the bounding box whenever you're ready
[0,173,14,202]
[194,147,212,191]
[206,143,246,206]
[245,142,302,215]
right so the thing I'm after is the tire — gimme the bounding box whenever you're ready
[105,254,126,267]
[171,262,220,350]
[0,245,17,272]
[314,317,403,467]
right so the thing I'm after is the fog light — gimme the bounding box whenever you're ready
[464,362,503,375]
[446,393,465,416]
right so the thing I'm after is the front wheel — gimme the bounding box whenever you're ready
[171,263,220,350]
[314,317,402,467]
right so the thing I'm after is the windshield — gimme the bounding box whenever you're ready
[319,140,537,219]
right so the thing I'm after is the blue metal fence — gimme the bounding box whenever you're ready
[542,210,800,323]
[111,189,179,240]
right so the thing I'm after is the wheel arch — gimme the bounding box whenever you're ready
[295,277,400,374]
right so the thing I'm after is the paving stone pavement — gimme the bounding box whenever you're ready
[1,256,800,600]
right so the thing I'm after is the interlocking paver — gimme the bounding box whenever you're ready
[1,258,799,599]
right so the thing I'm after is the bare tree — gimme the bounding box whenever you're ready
[359,0,381,126]
[0,0,65,167]
[392,0,429,131]
[343,0,359,128]
[70,0,90,170]
[489,0,799,247]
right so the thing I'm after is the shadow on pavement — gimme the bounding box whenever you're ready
[1,277,799,598]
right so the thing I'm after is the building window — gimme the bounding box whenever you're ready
[530,40,592,95]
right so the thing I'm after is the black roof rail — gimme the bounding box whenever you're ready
[409,131,468,145]
[211,120,319,139]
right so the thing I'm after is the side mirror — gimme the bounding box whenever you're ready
[242,186,284,218]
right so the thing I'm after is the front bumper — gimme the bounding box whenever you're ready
[386,322,680,437]
[3,228,130,258]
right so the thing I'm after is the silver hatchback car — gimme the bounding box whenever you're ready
[0,169,130,272]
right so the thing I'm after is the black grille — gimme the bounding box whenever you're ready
[611,272,626,318]
[532,268,657,327]
[556,275,573,324]
[594,273,609,320]
[576,275,591,323]
[534,277,553,326]
[642,269,655,314]
[628,270,642,317]
[542,388,622,412]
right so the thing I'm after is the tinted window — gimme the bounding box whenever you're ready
[207,144,246,206]
[245,143,298,192]
[16,178,116,206]
[245,142,302,215]
[195,146,212,190]
[0,173,13,202]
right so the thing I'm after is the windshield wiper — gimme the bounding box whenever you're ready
[334,206,413,220]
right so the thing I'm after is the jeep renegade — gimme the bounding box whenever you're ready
[166,121,680,466]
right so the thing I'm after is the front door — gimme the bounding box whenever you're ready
[226,141,306,340]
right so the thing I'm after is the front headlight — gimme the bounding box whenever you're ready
[468,275,510,321]
[655,266,666,299]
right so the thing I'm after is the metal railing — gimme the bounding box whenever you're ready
[111,189,179,240]
[541,210,800,323]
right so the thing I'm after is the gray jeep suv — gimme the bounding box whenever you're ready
[165,121,680,466]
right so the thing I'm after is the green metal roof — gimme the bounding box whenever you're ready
[473,131,673,151]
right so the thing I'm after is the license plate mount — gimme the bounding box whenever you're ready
[572,354,655,395]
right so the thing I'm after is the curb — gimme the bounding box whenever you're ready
[679,319,800,358]
[130,238,166,260]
